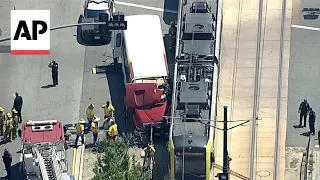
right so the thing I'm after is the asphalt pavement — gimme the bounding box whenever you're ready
[286,0,320,147]
[0,0,85,178]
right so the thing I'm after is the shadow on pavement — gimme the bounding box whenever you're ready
[300,132,311,136]
[154,137,169,180]
[163,34,176,79]
[163,0,179,25]
[293,125,303,128]
[75,15,111,46]
[0,162,22,180]
[41,84,55,89]
[105,64,134,133]
[303,14,319,20]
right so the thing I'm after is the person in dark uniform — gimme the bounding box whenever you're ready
[2,148,12,179]
[168,21,177,50]
[12,92,23,123]
[298,99,310,127]
[309,108,316,135]
[48,60,59,86]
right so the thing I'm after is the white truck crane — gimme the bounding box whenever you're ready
[80,0,115,40]
[19,120,73,180]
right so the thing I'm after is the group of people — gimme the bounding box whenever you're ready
[74,101,118,148]
[298,99,316,135]
[0,93,23,142]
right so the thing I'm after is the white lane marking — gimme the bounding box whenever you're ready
[291,24,320,31]
[114,1,178,14]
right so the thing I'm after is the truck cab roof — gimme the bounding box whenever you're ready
[85,0,110,10]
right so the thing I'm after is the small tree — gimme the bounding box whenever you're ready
[92,138,151,180]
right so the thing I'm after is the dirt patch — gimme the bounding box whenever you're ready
[82,149,98,180]
[285,147,305,180]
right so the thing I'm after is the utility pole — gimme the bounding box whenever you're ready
[217,106,229,180]
[216,106,252,180]
[223,106,229,175]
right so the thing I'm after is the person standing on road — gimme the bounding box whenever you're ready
[0,107,6,136]
[3,113,13,142]
[298,99,310,127]
[102,101,115,119]
[48,60,59,86]
[11,109,19,140]
[2,148,12,179]
[309,108,316,135]
[108,120,118,140]
[75,118,85,148]
[91,117,100,146]
[86,104,95,132]
[12,92,23,123]
[168,21,177,50]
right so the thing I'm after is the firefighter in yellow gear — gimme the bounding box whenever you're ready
[4,113,13,142]
[144,144,156,158]
[75,118,85,148]
[11,109,19,139]
[108,120,118,140]
[0,107,5,136]
[143,144,156,171]
[91,117,100,146]
[86,104,95,131]
[102,101,115,119]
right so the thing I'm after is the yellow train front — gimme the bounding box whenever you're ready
[168,123,215,180]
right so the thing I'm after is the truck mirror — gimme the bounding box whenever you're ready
[63,125,67,134]
[18,129,22,138]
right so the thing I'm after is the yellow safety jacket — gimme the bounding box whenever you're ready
[76,124,84,135]
[102,104,115,116]
[5,119,13,129]
[86,108,95,118]
[108,124,118,136]
[0,113,5,125]
[12,116,19,127]
[91,122,99,134]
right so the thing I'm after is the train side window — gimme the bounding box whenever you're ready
[116,33,122,47]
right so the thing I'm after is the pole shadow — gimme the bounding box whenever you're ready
[104,64,134,133]
[163,0,179,25]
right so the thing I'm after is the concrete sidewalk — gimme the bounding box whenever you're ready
[312,149,320,180]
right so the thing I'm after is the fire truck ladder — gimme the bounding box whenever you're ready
[36,148,63,180]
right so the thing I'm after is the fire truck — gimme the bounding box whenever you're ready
[19,120,73,180]
[119,15,170,137]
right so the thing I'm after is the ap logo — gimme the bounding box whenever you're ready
[11,10,50,55]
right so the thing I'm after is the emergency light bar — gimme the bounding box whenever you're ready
[26,120,58,126]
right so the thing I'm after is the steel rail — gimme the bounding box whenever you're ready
[273,0,287,179]
[249,0,264,179]
[0,22,106,42]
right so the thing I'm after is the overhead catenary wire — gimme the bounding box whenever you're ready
[249,0,265,179]
[0,22,107,43]
[273,0,287,179]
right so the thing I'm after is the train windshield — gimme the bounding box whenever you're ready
[175,155,206,178]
